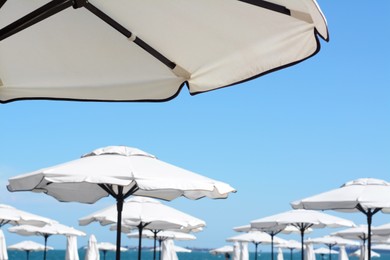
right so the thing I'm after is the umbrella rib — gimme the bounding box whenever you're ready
[0,0,6,9]
[83,2,177,70]
[237,0,290,16]
[0,0,73,41]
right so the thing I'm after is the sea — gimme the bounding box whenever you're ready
[6,250,390,260]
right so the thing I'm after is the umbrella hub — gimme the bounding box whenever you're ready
[82,146,156,159]
[72,0,87,9]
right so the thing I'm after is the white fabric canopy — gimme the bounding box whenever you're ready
[8,240,53,251]
[313,247,338,255]
[338,245,349,260]
[0,204,54,227]
[277,247,284,260]
[210,245,233,255]
[0,0,328,103]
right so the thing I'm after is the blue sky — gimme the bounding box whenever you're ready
[0,0,389,252]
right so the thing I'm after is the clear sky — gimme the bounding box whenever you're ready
[0,0,389,252]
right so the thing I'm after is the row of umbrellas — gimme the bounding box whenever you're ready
[210,178,390,260]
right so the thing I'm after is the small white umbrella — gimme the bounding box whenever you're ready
[250,209,355,260]
[161,239,178,260]
[307,236,359,260]
[0,204,54,228]
[338,245,349,260]
[8,145,235,260]
[277,240,301,260]
[304,243,315,260]
[232,242,240,260]
[209,245,233,255]
[291,178,390,260]
[8,240,53,260]
[350,246,380,259]
[332,225,372,245]
[154,245,191,253]
[277,247,284,260]
[0,0,328,103]
[66,235,80,260]
[8,223,85,260]
[97,242,127,260]
[227,231,286,260]
[80,196,204,260]
[85,235,100,260]
[0,229,7,260]
[313,247,339,260]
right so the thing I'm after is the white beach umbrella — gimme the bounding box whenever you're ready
[338,245,349,260]
[232,242,241,260]
[371,223,390,236]
[209,245,234,255]
[154,245,191,253]
[251,209,355,260]
[8,223,85,260]
[314,247,338,260]
[0,0,328,103]
[278,240,301,260]
[307,236,359,260]
[85,234,100,260]
[66,235,80,260]
[350,246,380,259]
[291,178,390,260]
[0,204,54,228]
[0,229,7,260]
[304,243,315,260]
[277,247,284,260]
[8,240,53,260]
[8,145,235,260]
[227,231,286,260]
[97,242,127,260]
[234,223,311,260]
[161,239,178,260]
[80,196,204,260]
[332,225,372,245]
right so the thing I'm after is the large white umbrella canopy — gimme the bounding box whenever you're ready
[371,223,390,236]
[250,209,355,260]
[0,204,54,227]
[0,229,7,260]
[8,223,85,260]
[350,247,380,259]
[7,145,235,260]
[0,0,328,103]
[227,231,286,260]
[127,230,196,241]
[332,225,379,245]
[80,196,204,260]
[8,240,53,260]
[291,178,390,260]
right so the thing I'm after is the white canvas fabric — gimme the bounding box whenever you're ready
[307,236,359,247]
[66,236,80,260]
[127,230,196,241]
[85,235,100,260]
[97,242,127,252]
[79,197,205,231]
[0,230,8,260]
[0,0,328,103]
[313,247,338,255]
[304,244,315,260]
[8,146,236,202]
[210,245,233,255]
[161,239,178,260]
[240,242,249,260]
[0,204,54,227]
[338,246,349,260]
[277,247,284,260]
[7,240,53,251]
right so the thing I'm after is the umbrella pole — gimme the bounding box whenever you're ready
[137,222,148,260]
[26,250,30,260]
[116,194,124,260]
[153,230,158,260]
[271,234,275,260]
[290,249,293,260]
[43,234,48,260]
[300,228,304,260]
[159,239,162,260]
[255,243,258,260]
[328,245,331,260]
[357,205,381,260]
